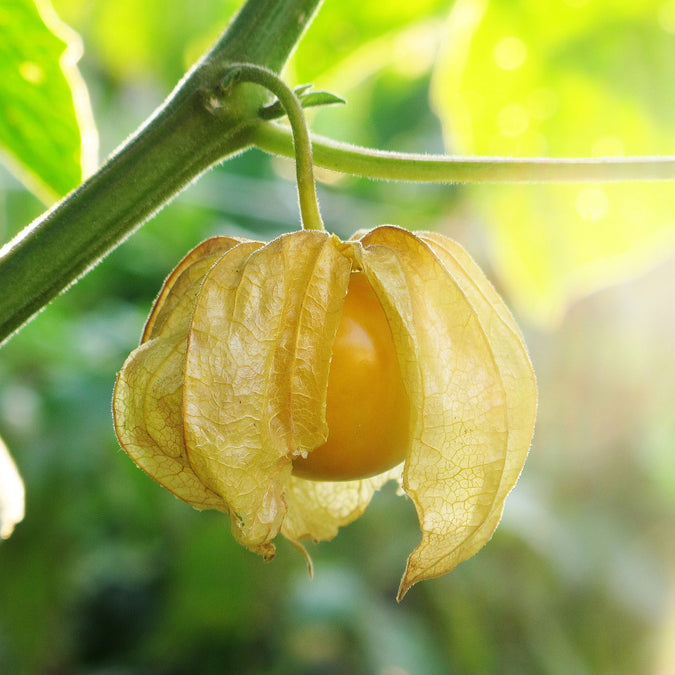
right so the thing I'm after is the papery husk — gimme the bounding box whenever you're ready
[0,435,24,539]
[114,226,536,598]
[355,226,536,600]
[281,465,402,544]
[143,236,251,342]
[113,237,261,511]
[182,231,354,557]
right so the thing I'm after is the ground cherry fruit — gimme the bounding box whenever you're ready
[113,227,537,599]
[292,271,410,481]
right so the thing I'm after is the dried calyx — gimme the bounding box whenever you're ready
[113,224,536,600]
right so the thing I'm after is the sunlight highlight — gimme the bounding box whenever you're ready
[592,136,625,157]
[659,1,675,33]
[497,103,530,137]
[494,36,527,71]
[576,187,609,222]
[19,61,45,85]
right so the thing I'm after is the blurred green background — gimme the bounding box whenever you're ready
[1,0,674,672]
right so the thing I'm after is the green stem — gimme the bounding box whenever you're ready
[225,65,324,231]
[0,0,324,345]
[206,0,323,74]
[253,123,675,183]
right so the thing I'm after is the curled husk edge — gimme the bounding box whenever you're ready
[0,434,25,540]
[113,226,537,600]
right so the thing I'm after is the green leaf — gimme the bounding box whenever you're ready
[0,0,97,203]
[299,91,346,108]
[289,0,451,83]
[259,87,346,120]
[431,0,675,324]
[52,0,241,86]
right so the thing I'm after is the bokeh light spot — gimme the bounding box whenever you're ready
[494,36,527,70]
[19,61,45,85]
[659,1,675,33]
[527,88,558,121]
[576,187,610,222]
[497,103,530,137]
[592,136,626,157]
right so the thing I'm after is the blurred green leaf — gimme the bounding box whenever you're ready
[290,0,450,85]
[52,0,241,86]
[431,0,675,324]
[0,0,97,203]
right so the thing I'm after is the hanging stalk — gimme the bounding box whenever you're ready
[222,64,325,231]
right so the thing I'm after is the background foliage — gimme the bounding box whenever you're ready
[1,0,674,672]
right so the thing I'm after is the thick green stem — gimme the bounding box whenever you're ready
[253,123,675,183]
[0,0,324,345]
[206,0,323,74]
[226,64,324,231]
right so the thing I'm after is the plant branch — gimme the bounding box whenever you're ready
[0,0,324,345]
[253,123,675,183]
